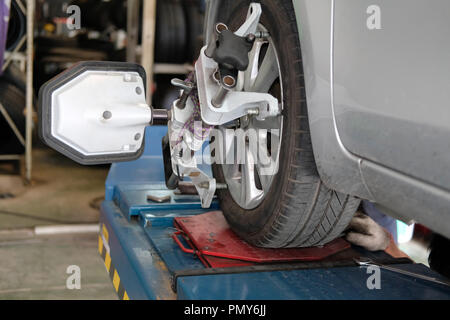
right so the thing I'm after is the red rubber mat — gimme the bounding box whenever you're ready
[173,211,350,268]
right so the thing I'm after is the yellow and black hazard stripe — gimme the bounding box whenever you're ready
[98,223,130,300]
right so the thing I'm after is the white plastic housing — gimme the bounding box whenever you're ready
[50,70,151,156]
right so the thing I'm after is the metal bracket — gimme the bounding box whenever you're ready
[195,47,279,125]
[235,3,262,37]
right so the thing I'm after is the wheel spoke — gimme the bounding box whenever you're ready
[256,128,277,191]
[219,25,283,210]
[230,163,241,180]
[256,163,272,192]
[250,44,279,93]
[218,127,237,165]
[253,116,282,131]
[244,40,266,92]
[240,143,264,207]
[255,151,273,192]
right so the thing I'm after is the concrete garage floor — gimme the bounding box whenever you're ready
[0,233,117,299]
[0,147,117,300]
[0,148,107,229]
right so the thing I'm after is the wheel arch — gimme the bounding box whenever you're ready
[293,0,372,200]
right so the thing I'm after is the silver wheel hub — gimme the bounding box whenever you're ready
[219,25,284,210]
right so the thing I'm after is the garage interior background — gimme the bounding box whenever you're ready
[0,0,204,299]
[0,0,430,299]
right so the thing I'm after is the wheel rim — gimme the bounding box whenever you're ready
[218,25,284,210]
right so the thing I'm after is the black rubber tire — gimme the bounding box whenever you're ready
[173,1,187,63]
[6,0,26,52]
[2,64,26,93]
[3,64,37,109]
[183,0,204,63]
[155,0,187,63]
[0,79,26,155]
[155,0,171,62]
[212,0,360,248]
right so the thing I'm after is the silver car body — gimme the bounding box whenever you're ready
[206,0,450,238]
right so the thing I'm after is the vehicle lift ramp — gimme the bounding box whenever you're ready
[98,126,450,300]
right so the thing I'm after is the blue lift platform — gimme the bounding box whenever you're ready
[98,126,450,300]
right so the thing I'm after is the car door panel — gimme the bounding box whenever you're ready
[333,0,450,190]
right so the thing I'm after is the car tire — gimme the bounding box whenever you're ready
[155,0,187,63]
[212,0,360,248]
[0,79,26,155]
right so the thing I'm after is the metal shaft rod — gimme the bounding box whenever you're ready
[25,0,35,183]
[211,86,229,108]
[355,258,450,287]
[152,108,169,125]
